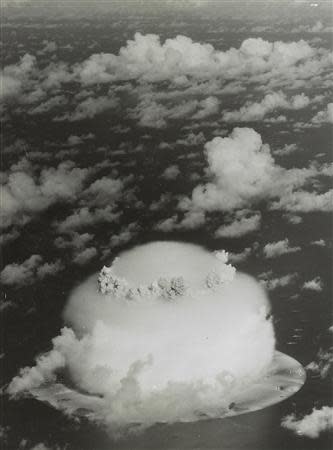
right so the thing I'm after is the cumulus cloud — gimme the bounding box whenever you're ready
[222,91,310,122]
[178,210,207,229]
[1,54,36,100]
[263,239,301,258]
[38,40,58,55]
[155,216,179,232]
[28,95,67,115]
[52,175,128,232]
[311,103,333,124]
[54,231,94,250]
[66,133,94,146]
[83,176,125,207]
[30,444,56,450]
[54,95,118,122]
[1,53,73,108]
[259,272,298,291]
[311,239,326,247]
[172,127,332,226]
[283,213,303,225]
[55,206,121,232]
[302,276,323,291]
[192,96,220,119]
[109,223,139,249]
[2,34,331,127]
[73,247,98,265]
[162,165,180,180]
[1,255,64,287]
[1,161,89,230]
[270,189,333,213]
[54,232,98,265]
[131,95,219,128]
[73,33,330,87]
[155,210,206,232]
[228,247,252,264]
[273,143,299,157]
[306,347,333,379]
[176,131,206,147]
[0,228,20,246]
[1,255,42,287]
[281,406,333,438]
[180,128,278,212]
[215,211,261,238]
[36,260,64,279]
[131,98,168,129]
[149,194,172,212]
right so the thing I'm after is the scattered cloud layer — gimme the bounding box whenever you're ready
[1,161,89,230]
[222,91,310,122]
[71,33,331,87]
[180,128,332,220]
[1,255,63,287]
[2,33,332,131]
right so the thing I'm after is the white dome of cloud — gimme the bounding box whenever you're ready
[63,242,274,395]
[8,242,305,433]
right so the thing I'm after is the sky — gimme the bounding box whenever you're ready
[1,1,333,449]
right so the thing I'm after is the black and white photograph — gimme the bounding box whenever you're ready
[1,1,332,449]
